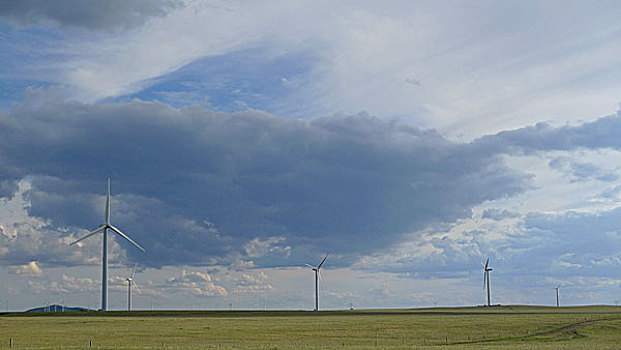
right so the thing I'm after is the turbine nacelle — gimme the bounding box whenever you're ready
[482,258,490,270]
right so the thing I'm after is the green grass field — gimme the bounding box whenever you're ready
[1,306,620,349]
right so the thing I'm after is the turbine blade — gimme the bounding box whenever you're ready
[69,226,105,246]
[484,258,489,269]
[304,263,315,269]
[317,254,329,270]
[483,270,487,289]
[131,263,138,279]
[109,225,145,252]
[133,281,142,294]
[105,178,111,225]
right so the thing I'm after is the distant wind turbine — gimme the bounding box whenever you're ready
[482,258,492,306]
[306,254,328,311]
[554,285,560,307]
[70,179,145,311]
[126,263,142,311]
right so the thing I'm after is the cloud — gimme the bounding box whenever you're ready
[2,1,620,140]
[231,271,273,295]
[244,236,290,258]
[0,0,178,30]
[384,205,621,287]
[165,270,227,296]
[368,283,394,301]
[3,94,621,277]
[517,209,621,276]
[548,156,618,183]
[481,208,520,221]
[0,180,121,267]
[27,273,99,294]
[474,110,621,155]
[0,93,530,269]
[58,274,98,292]
[10,261,42,276]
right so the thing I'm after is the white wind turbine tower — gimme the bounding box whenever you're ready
[482,258,492,307]
[126,263,142,311]
[70,179,145,311]
[306,254,328,311]
[554,285,560,307]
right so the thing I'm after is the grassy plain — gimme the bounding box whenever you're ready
[0,305,620,349]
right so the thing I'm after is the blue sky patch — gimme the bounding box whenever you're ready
[115,47,318,118]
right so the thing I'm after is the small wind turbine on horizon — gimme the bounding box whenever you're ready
[126,263,142,311]
[554,285,561,307]
[482,258,492,307]
[306,254,328,311]
[70,179,145,311]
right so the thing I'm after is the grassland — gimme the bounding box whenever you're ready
[1,305,620,349]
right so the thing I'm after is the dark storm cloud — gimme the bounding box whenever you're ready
[0,179,18,198]
[0,91,529,267]
[0,0,178,30]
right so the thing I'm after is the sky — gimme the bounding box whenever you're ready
[1,0,621,311]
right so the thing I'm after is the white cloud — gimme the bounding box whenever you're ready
[231,271,273,295]
[559,261,582,268]
[0,179,121,267]
[10,261,42,276]
[166,270,228,296]
[244,236,290,258]
[27,273,98,294]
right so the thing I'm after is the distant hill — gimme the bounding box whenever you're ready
[26,304,92,312]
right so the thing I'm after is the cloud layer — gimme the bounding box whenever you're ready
[3,1,621,138]
[0,90,531,268]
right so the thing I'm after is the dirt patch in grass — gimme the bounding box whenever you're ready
[539,318,609,336]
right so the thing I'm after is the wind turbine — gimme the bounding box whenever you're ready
[482,258,492,307]
[306,254,328,311]
[126,263,142,311]
[554,285,560,307]
[70,179,145,311]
